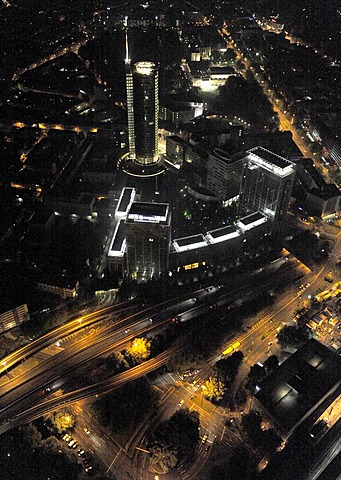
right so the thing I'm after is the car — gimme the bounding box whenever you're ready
[63,434,71,442]
[201,434,208,444]
[68,439,76,448]
[71,442,78,449]
[178,399,184,407]
[78,449,85,457]
[268,342,273,346]
[42,387,51,395]
[83,428,91,435]
[85,466,93,473]
[309,419,328,438]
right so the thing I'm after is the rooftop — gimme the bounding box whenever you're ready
[208,224,238,238]
[248,146,293,170]
[116,187,136,216]
[108,220,126,258]
[255,339,341,437]
[126,202,170,224]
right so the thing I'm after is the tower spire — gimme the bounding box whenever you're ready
[125,16,130,65]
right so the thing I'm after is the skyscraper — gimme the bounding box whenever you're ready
[125,202,171,279]
[126,61,159,165]
[238,146,296,229]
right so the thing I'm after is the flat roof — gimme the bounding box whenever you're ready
[116,187,135,214]
[239,211,265,225]
[126,202,170,225]
[255,339,341,436]
[167,135,188,146]
[210,66,235,74]
[176,234,206,247]
[128,202,168,217]
[248,146,292,169]
[108,220,126,257]
[208,224,238,238]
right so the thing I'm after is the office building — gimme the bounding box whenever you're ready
[126,61,159,165]
[206,148,243,203]
[125,202,171,279]
[238,146,296,228]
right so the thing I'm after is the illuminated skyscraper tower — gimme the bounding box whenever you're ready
[125,32,159,166]
[238,147,296,230]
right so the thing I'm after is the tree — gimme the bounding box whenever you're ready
[51,410,75,434]
[19,423,42,450]
[263,355,279,374]
[150,408,200,468]
[106,351,129,374]
[166,349,205,374]
[241,411,262,445]
[261,428,282,454]
[235,387,247,407]
[126,337,151,363]
[215,350,244,385]
[277,325,311,350]
[203,376,226,402]
[246,364,266,390]
[91,378,160,434]
[149,442,178,472]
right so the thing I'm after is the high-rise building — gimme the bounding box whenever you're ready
[125,202,171,279]
[126,61,159,165]
[238,147,296,228]
[206,148,243,203]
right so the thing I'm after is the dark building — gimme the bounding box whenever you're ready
[254,339,341,440]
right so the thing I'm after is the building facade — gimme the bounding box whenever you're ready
[0,304,30,333]
[125,202,171,279]
[206,148,243,202]
[238,147,296,228]
[126,61,159,165]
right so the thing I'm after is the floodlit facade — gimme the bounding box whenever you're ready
[0,304,29,333]
[126,61,159,165]
[238,146,296,228]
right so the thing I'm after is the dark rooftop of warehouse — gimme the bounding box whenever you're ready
[255,339,341,436]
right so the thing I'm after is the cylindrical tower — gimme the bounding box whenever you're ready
[127,61,159,165]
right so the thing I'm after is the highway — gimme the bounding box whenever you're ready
[1,230,340,478]
[0,300,141,375]
[0,342,186,435]
[0,287,226,425]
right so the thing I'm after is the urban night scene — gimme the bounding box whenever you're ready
[1,1,341,479]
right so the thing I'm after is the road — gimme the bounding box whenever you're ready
[0,342,186,435]
[1,229,340,477]
[0,300,140,375]
[232,226,341,400]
